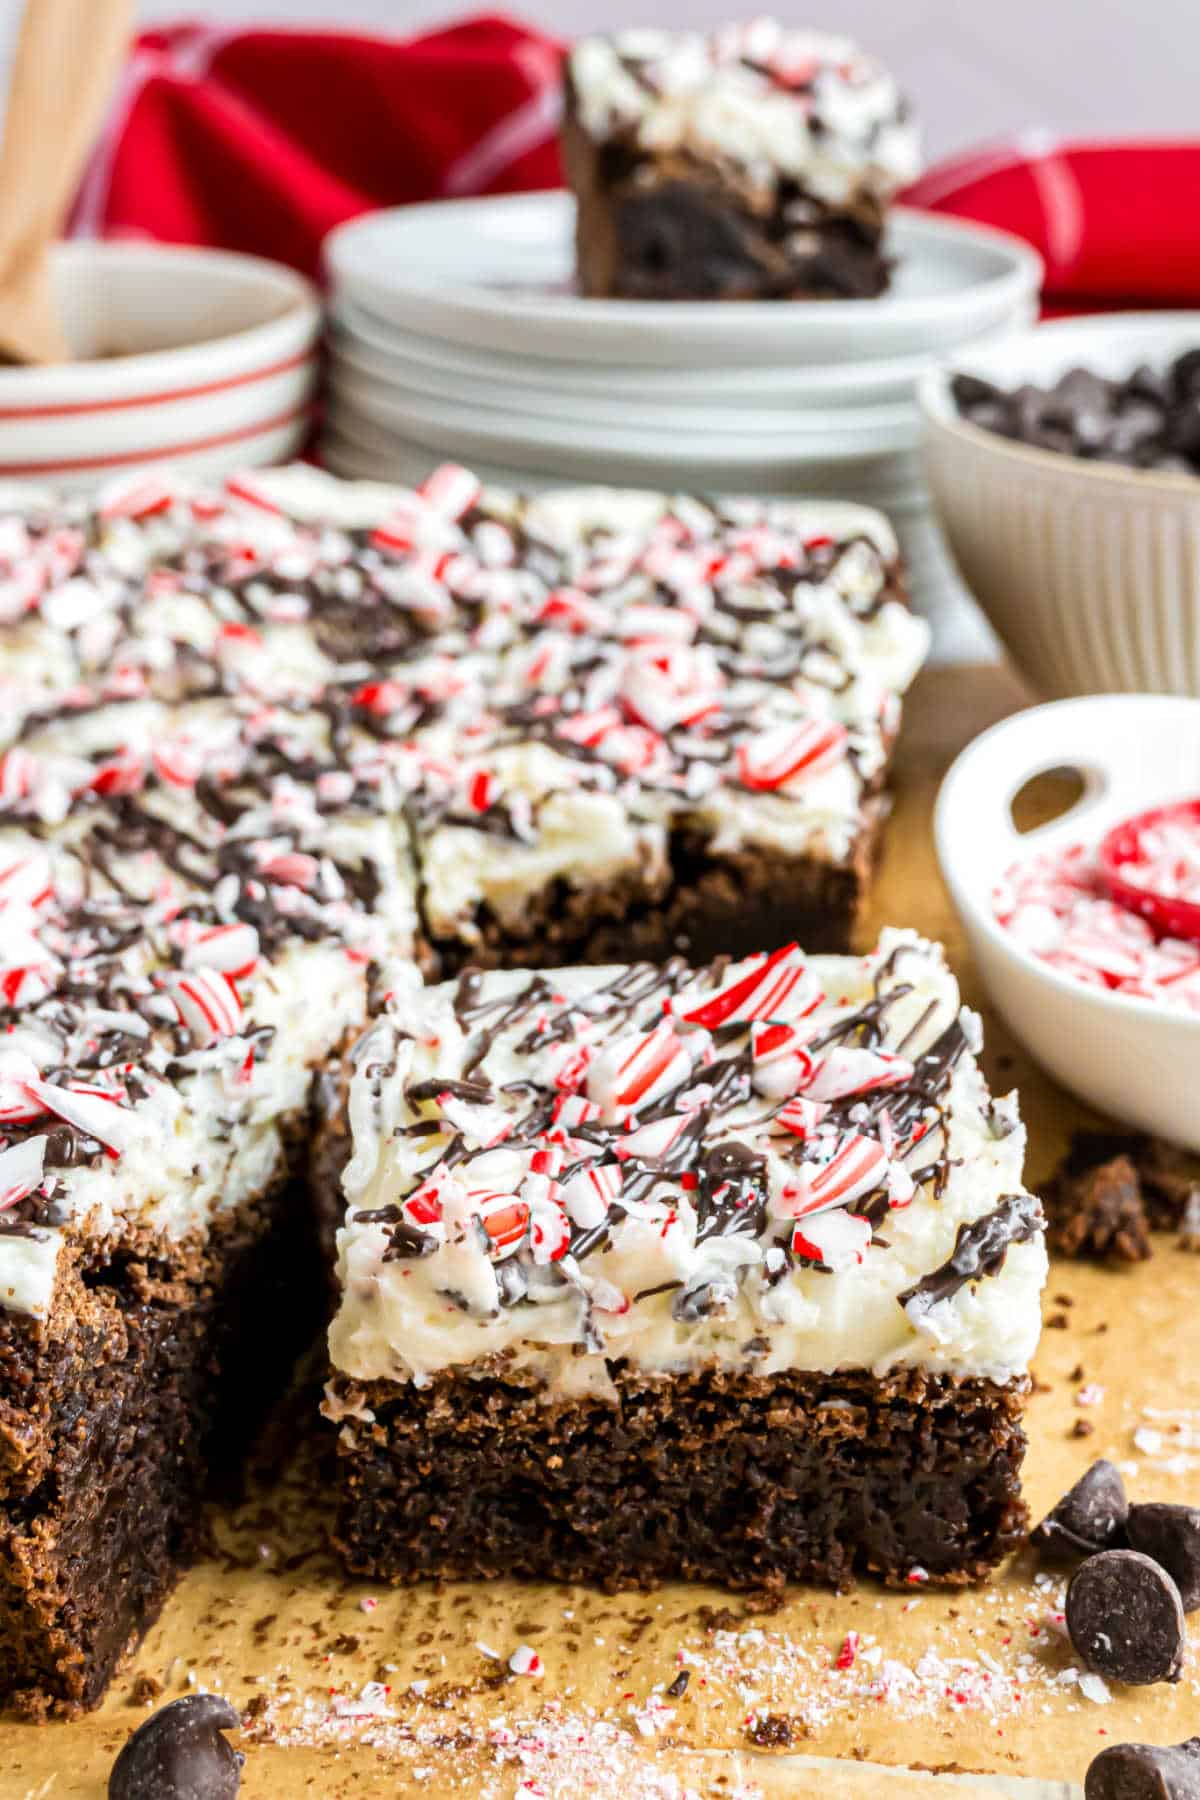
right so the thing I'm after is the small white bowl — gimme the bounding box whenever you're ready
[920,312,1200,698]
[935,694,1200,1150]
[0,242,320,489]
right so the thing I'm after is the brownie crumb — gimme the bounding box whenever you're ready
[748,1712,795,1748]
[1072,1420,1096,1439]
[1044,1132,1200,1265]
[666,1670,690,1699]
[129,1673,163,1706]
[1043,1153,1151,1263]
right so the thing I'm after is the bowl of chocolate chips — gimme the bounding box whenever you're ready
[920,312,1200,698]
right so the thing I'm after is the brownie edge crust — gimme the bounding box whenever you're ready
[330,1363,1030,1593]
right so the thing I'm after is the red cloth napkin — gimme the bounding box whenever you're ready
[71,16,565,281]
[72,18,1200,312]
[902,134,1200,313]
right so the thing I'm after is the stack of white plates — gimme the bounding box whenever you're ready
[322,191,1043,657]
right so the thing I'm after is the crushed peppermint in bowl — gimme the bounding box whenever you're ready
[994,812,1200,1013]
[1097,799,1200,947]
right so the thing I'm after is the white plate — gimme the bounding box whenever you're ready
[330,291,1036,408]
[328,353,918,444]
[323,409,930,506]
[324,192,1043,368]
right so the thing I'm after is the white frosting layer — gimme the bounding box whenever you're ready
[329,930,1046,1395]
[570,20,922,204]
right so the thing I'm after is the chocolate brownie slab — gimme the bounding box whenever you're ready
[327,931,1046,1589]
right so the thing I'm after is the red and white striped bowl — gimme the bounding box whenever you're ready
[0,242,320,489]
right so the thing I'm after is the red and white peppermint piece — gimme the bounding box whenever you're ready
[529,1143,565,1178]
[418,463,482,520]
[370,508,421,555]
[555,705,622,749]
[560,1161,621,1230]
[99,474,174,521]
[804,1046,914,1104]
[0,748,38,806]
[352,678,410,719]
[528,1194,571,1265]
[29,1079,134,1157]
[90,748,146,798]
[621,644,723,736]
[596,723,672,781]
[551,1092,601,1128]
[152,741,204,789]
[254,846,320,889]
[750,1020,816,1099]
[616,1115,687,1162]
[792,1209,871,1271]
[404,1180,443,1227]
[0,851,53,910]
[102,663,149,703]
[184,923,259,981]
[587,1275,630,1314]
[466,769,495,813]
[616,604,697,645]
[1,953,57,1009]
[534,587,608,634]
[674,942,822,1030]
[474,1195,529,1258]
[0,1135,46,1210]
[508,1644,543,1678]
[735,719,847,792]
[0,1052,43,1125]
[589,1020,690,1115]
[779,1133,889,1218]
[163,968,244,1048]
[771,1095,829,1139]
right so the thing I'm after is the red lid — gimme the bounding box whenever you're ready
[1097,798,1200,945]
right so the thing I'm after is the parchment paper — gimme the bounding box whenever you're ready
[4,666,1194,1799]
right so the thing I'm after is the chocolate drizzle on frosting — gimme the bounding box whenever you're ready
[899,1193,1046,1324]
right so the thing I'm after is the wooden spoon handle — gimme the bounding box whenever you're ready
[0,0,133,363]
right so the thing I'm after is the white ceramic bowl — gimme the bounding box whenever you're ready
[0,242,320,489]
[936,694,1200,1149]
[921,312,1200,697]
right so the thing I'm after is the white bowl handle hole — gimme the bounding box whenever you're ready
[1006,761,1109,846]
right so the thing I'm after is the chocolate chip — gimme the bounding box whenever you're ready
[952,349,1200,478]
[1032,1459,1128,1559]
[1127,1505,1200,1612]
[1066,1550,1186,1685]
[109,1694,243,1800]
[1086,1738,1200,1799]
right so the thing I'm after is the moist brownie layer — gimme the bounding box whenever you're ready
[0,1174,324,1717]
[564,125,892,301]
[423,806,886,974]
[329,1364,1029,1591]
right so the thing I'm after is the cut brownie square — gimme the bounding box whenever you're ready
[327,930,1047,1592]
[398,485,928,969]
[563,20,921,301]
